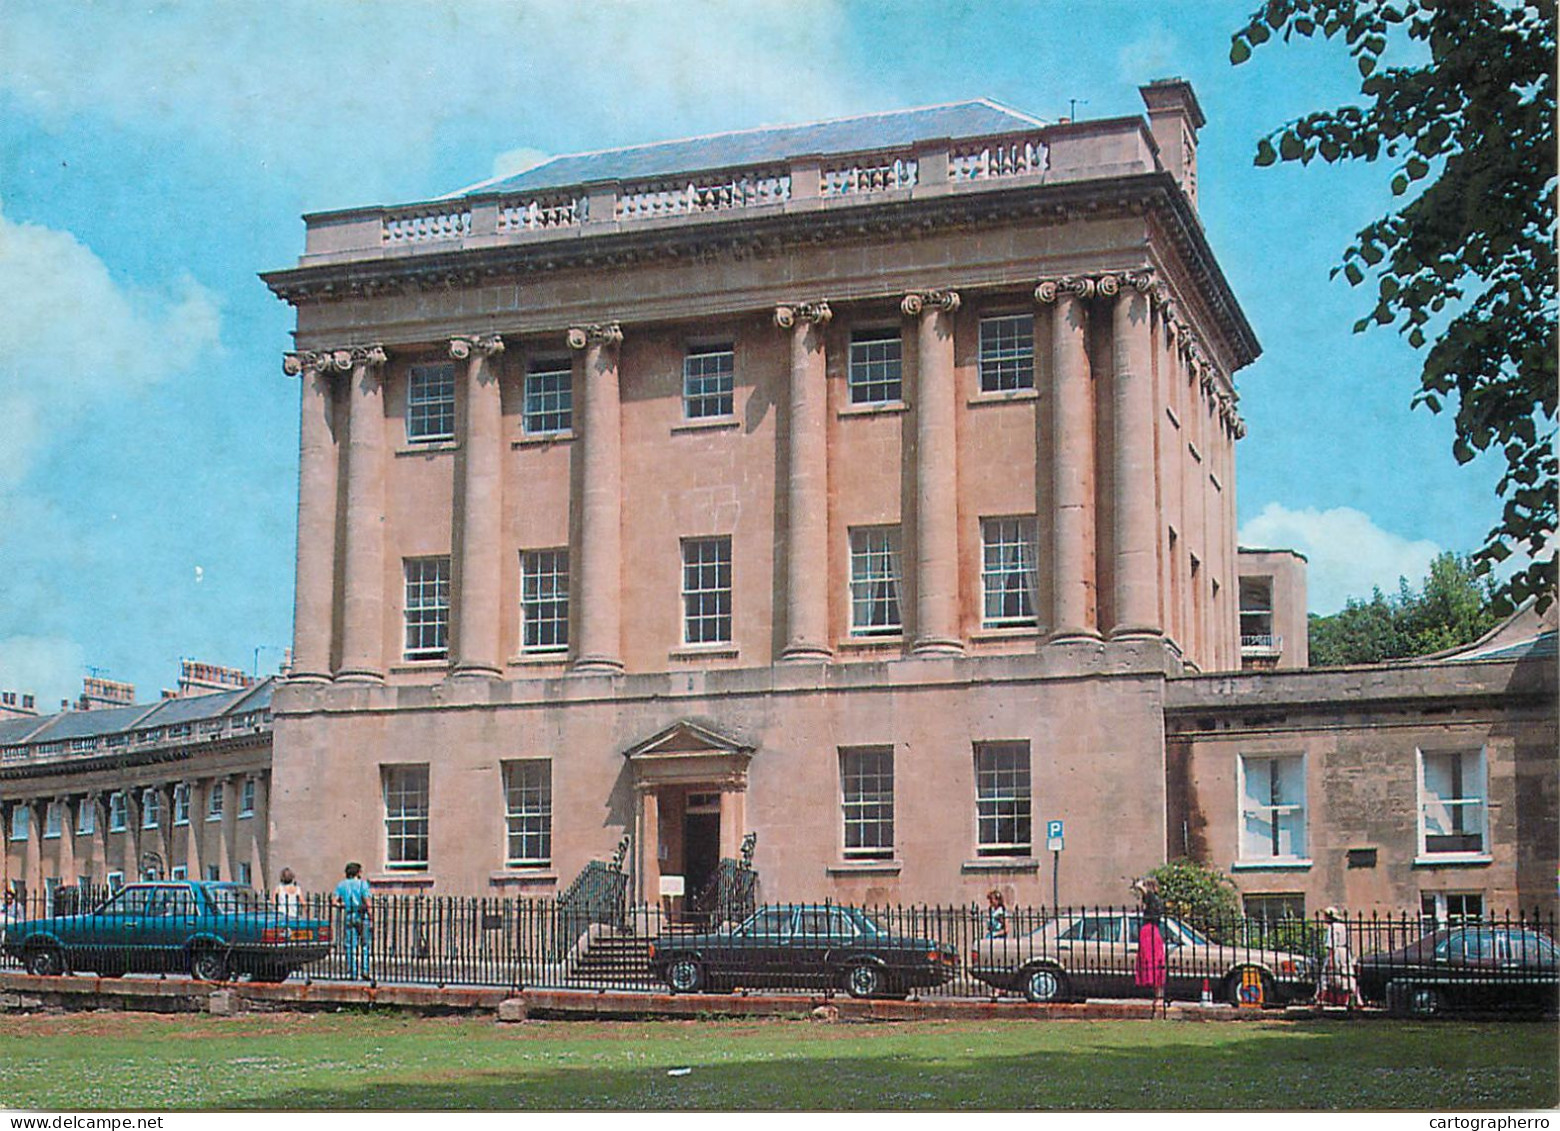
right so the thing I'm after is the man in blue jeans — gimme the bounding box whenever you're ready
[332,862,372,980]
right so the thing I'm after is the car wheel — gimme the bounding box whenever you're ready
[1023,965,1068,1003]
[189,949,230,983]
[24,945,65,977]
[666,957,705,994]
[844,963,884,999]
[1406,985,1443,1017]
[1225,968,1275,1008]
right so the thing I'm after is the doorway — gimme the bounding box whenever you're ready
[683,791,722,906]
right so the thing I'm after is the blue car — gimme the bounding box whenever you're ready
[2,881,332,982]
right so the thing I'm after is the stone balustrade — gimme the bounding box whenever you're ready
[298,120,1162,263]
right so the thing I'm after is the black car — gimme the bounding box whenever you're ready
[648,904,958,999]
[1357,926,1559,1016]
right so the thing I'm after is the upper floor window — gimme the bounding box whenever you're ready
[108,791,128,832]
[975,741,1032,856]
[1419,749,1486,857]
[1240,577,1275,649]
[981,517,1038,627]
[849,526,902,636]
[406,363,456,443]
[503,760,552,867]
[237,862,253,887]
[683,345,734,419]
[520,549,570,653]
[173,783,190,826]
[1239,754,1307,861]
[44,801,62,839]
[7,805,27,841]
[207,782,225,822]
[848,330,903,405]
[141,789,162,829]
[403,556,452,661]
[840,747,894,859]
[523,360,572,434]
[384,764,430,869]
[978,314,1034,392]
[681,537,732,644]
[239,778,256,818]
[75,799,95,835]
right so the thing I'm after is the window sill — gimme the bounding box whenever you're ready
[970,625,1040,642]
[1413,853,1493,868]
[206,816,224,824]
[513,430,574,448]
[838,401,907,418]
[827,859,903,876]
[372,872,434,888]
[491,869,557,886]
[1232,859,1313,872]
[962,857,1039,873]
[968,388,1037,407]
[508,651,569,667]
[396,441,458,457]
[671,416,740,435]
[391,660,450,673]
[669,644,739,661]
[238,812,254,820]
[174,820,190,828]
[838,635,904,652]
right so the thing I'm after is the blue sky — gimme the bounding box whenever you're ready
[0,0,1504,708]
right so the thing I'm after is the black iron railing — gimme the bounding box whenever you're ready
[1,888,1553,1011]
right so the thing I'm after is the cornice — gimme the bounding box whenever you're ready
[262,173,1260,371]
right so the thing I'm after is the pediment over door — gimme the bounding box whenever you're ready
[622,720,755,790]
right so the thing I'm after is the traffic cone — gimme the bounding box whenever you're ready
[1200,978,1213,1006]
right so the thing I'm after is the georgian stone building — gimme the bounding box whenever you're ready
[258,81,1555,915]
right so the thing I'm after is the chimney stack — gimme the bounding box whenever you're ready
[1140,78,1205,212]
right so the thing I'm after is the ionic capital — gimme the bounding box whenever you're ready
[1035,271,1155,305]
[773,301,833,329]
[900,290,960,317]
[566,323,623,351]
[282,344,386,377]
[449,334,505,360]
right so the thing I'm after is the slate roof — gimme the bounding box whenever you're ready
[454,99,1047,199]
[2,678,276,748]
[32,701,159,741]
[0,715,50,745]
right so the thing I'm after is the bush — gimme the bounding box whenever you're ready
[1148,859,1242,942]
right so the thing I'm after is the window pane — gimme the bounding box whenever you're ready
[683,347,734,418]
[975,741,1031,854]
[681,537,732,644]
[524,363,572,434]
[521,549,570,651]
[841,747,894,856]
[384,765,430,866]
[979,315,1034,392]
[404,557,452,660]
[1422,750,1484,853]
[1240,754,1306,859]
[981,517,1038,626]
[849,527,902,635]
[407,363,456,442]
[848,332,902,405]
[504,760,552,865]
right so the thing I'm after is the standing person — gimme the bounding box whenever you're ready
[273,868,303,917]
[1319,906,1363,1009]
[332,862,373,980]
[1132,877,1168,1015]
[985,890,1009,938]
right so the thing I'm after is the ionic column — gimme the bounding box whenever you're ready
[248,775,269,891]
[184,781,204,880]
[638,786,661,906]
[282,351,344,682]
[775,302,833,661]
[451,334,507,678]
[570,324,625,673]
[124,791,143,882]
[22,799,42,902]
[904,290,964,656]
[1037,279,1099,640]
[85,793,106,885]
[215,777,234,882]
[1110,274,1161,638]
[337,346,391,682]
[56,797,75,886]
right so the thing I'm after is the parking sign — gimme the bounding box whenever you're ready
[1046,819,1064,852]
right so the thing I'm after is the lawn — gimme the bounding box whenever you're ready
[0,1012,1553,1111]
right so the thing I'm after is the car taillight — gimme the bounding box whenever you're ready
[969,949,979,965]
[647,942,656,960]
[1278,959,1295,975]
[927,950,942,963]
[319,926,332,943]
[260,928,285,944]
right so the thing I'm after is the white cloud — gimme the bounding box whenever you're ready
[1239,503,1442,614]
[0,635,86,713]
[0,201,222,489]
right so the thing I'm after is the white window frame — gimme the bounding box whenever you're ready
[75,799,95,835]
[1236,753,1309,866]
[106,870,125,891]
[840,747,895,859]
[403,556,452,661]
[847,329,903,405]
[169,866,188,882]
[7,805,27,842]
[43,801,63,839]
[237,862,252,887]
[1420,891,1485,930]
[520,548,570,653]
[239,778,256,818]
[503,760,552,867]
[141,789,162,829]
[406,362,456,443]
[173,783,190,826]
[523,360,573,435]
[384,764,430,870]
[207,782,225,823]
[980,516,1038,628]
[974,741,1032,857]
[205,863,221,882]
[978,314,1035,392]
[849,526,903,637]
[1417,747,1489,862]
[681,536,733,645]
[108,792,128,833]
[682,345,735,419]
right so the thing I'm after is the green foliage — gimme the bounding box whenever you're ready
[1232,1,1557,614]
[1148,858,1243,941]
[1309,550,1502,664]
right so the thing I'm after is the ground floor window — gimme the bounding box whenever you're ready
[1421,891,1483,930]
[503,760,552,867]
[384,764,431,868]
[974,741,1032,856]
[840,746,894,859]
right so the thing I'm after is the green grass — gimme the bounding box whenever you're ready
[0,1012,1553,1111]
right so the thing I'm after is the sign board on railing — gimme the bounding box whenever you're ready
[658,875,685,898]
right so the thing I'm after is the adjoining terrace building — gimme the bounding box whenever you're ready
[241,80,1554,918]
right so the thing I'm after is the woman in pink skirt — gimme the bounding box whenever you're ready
[1132,877,1168,1013]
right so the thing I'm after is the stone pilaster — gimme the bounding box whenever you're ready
[337,346,391,682]
[775,301,833,662]
[1109,272,1161,638]
[1036,278,1099,640]
[570,324,625,674]
[903,290,964,656]
[451,334,507,678]
[282,350,347,682]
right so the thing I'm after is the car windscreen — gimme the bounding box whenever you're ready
[207,888,270,915]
